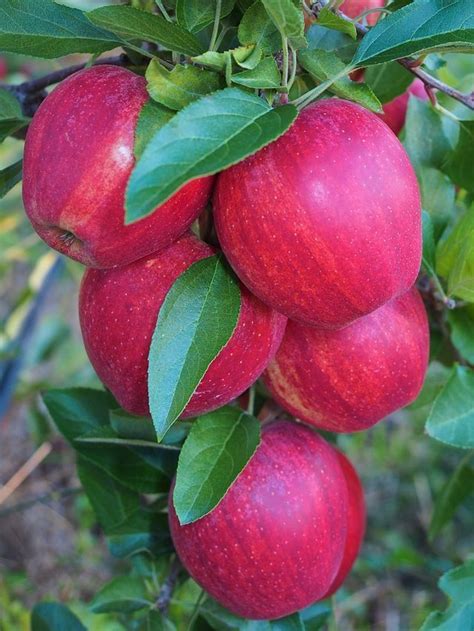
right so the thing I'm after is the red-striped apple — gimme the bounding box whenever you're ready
[214,99,422,328]
[169,421,349,620]
[23,65,214,268]
[263,287,429,432]
[79,233,286,417]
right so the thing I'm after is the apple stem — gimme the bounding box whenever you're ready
[209,0,223,52]
[155,556,183,615]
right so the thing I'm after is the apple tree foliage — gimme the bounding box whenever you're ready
[0,0,474,629]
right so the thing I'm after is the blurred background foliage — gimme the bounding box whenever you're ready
[0,1,474,629]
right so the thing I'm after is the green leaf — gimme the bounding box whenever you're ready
[411,362,451,411]
[176,0,236,33]
[298,49,382,112]
[31,603,86,631]
[426,365,474,448]
[404,98,452,171]
[352,0,474,67]
[140,611,177,631]
[135,99,174,160]
[299,602,332,630]
[306,24,357,63]
[0,159,22,199]
[0,89,28,141]
[110,409,157,442]
[420,561,474,631]
[260,0,307,49]
[316,7,356,39]
[238,1,281,54]
[87,6,204,56]
[148,254,241,440]
[437,207,474,302]
[429,452,474,540]
[108,510,173,559]
[364,62,413,103]
[146,61,223,111]
[272,613,304,630]
[444,120,474,193]
[0,0,120,59]
[232,57,281,89]
[422,210,436,275]
[448,308,474,364]
[419,167,455,238]
[126,87,297,222]
[90,576,150,614]
[44,388,171,492]
[173,407,261,524]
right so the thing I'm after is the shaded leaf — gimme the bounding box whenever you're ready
[444,120,474,193]
[448,308,474,364]
[148,255,241,440]
[88,5,204,56]
[260,0,306,49]
[0,159,22,199]
[404,98,452,171]
[238,1,280,53]
[306,24,357,63]
[316,8,356,40]
[176,0,236,33]
[0,89,28,141]
[90,576,150,614]
[419,167,455,238]
[422,210,436,274]
[135,99,174,160]
[437,207,474,302]
[364,62,413,103]
[31,603,86,631]
[426,365,474,448]
[108,510,173,559]
[126,87,297,222]
[173,407,261,524]
[232,57,281,89]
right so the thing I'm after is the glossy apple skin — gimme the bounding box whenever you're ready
[79,232,286,417]
[324,450,366,597]
[23,65,214,268]
[340,0,385,25]
[263,287,429,432]
[169,421,349,620]
[214,99,422,329]
[379,79,428,135]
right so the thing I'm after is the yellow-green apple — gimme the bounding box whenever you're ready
[23,65,214,268]
[379,79,429,135]
[214,99,422,328]
[169,420,349,620]
[324,449,366,596]
[79,232,286,417]
[263,287,429,432]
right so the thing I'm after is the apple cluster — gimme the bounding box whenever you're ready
[22,60,427,620]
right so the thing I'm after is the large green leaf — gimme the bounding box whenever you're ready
[0,0,120,58]
[90,577,150,614]
[176,0,236,33]
[148,255,241,441]
[126,87,297,222]
[353,0,474,67]
[31,603,86,631]
[43,388,170,493]
[426,365,474,448]
[173,407,261,524]
[87,5,204,56]
[420,561,474,630]
[306,24,357,63]
[146,61,223,111]
[429,452,474,539]
[260,0,306,49]
[0,159,22,199]
[238,1,280,53]
[298,49,382,112]
[444,120,474,193]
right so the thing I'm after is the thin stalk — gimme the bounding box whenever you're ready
[287,46,298,93]
[155,0,172,21]
[247,385,256,415]
[209,0,222,52]
[281,35,289,89]
[292,66,353,109]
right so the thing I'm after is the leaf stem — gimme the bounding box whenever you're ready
[155,0,172,22]
[287,46,298,93]
[209,0,222,52]
[186,589,206,631]
[281,35,289,89]
[247,385,256,415]
[292,66,353,110]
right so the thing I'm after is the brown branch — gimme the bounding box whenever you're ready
[310,1,474,111]
[155,556,183,615]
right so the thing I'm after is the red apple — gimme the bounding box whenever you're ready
[324,449,366,596]
[214,98,422,329]
[0,57,7,80]
[79,232,286,417]
[169,420,349,620]
[23,65,214,268]
[340,0,385,25]
[379,79,429,135]
[263,287,429,432]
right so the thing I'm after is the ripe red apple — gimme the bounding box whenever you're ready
[263,287,429,432]
[379,79,429,135]
[340,0,385,25]
[169,420,349,620]
[23,65,214,268]
[79,232,286,417]
[324,449,366,597]
[214,99,422,329]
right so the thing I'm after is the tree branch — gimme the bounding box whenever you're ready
[155,556,182,615]
[310,1,474,111]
